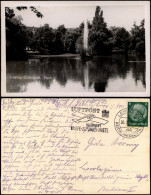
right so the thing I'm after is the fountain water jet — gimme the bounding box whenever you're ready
[81,19,93,61]
[83,19,88,53]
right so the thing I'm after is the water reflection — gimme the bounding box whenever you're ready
[6,54,146,93]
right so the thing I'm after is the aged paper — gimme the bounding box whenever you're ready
[1,98,150,194]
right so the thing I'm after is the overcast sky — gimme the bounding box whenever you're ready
[11,5,145,31]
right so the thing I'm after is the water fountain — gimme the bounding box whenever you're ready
[81,20,93,61]
[83,19,88,53]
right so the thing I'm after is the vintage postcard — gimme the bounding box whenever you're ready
[1,98,150,194]
[1,1,150,96]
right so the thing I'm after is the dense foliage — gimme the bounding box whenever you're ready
[6,7,43,60]
[6,6,145,60]
[129,19,145,54]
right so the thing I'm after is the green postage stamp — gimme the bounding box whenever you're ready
[127,102,148,127]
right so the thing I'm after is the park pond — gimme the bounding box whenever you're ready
[6,54,146,93]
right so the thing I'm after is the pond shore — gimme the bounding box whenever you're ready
[28,53,79,58]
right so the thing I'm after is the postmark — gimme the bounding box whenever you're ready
[71,107,109,133]
[127,102,148,127]
[114,109,144,139]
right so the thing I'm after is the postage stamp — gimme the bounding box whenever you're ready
[127,102,148,127]
[114,109,144,139]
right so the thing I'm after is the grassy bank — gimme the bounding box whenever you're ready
[28,53,79,59]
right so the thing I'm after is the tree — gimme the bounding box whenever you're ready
[5,7,15,19]
[92,6,107,31]
[64,28,80,53]
[6,16,28,60]
[88,6,112,55]
[5,6,43,60]
[6,6,43,19]
[32,24,55,54]
[130,19,145,54]
[75,36,83,54]
[53,25,67,54]
[109,27,130,53]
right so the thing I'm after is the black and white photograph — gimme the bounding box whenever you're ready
[1,1,150,96]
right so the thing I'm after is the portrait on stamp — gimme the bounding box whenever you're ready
[127,102,148,127]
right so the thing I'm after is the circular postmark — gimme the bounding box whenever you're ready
[114,109,144,139]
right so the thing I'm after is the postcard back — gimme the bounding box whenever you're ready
[1,98,150,194]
